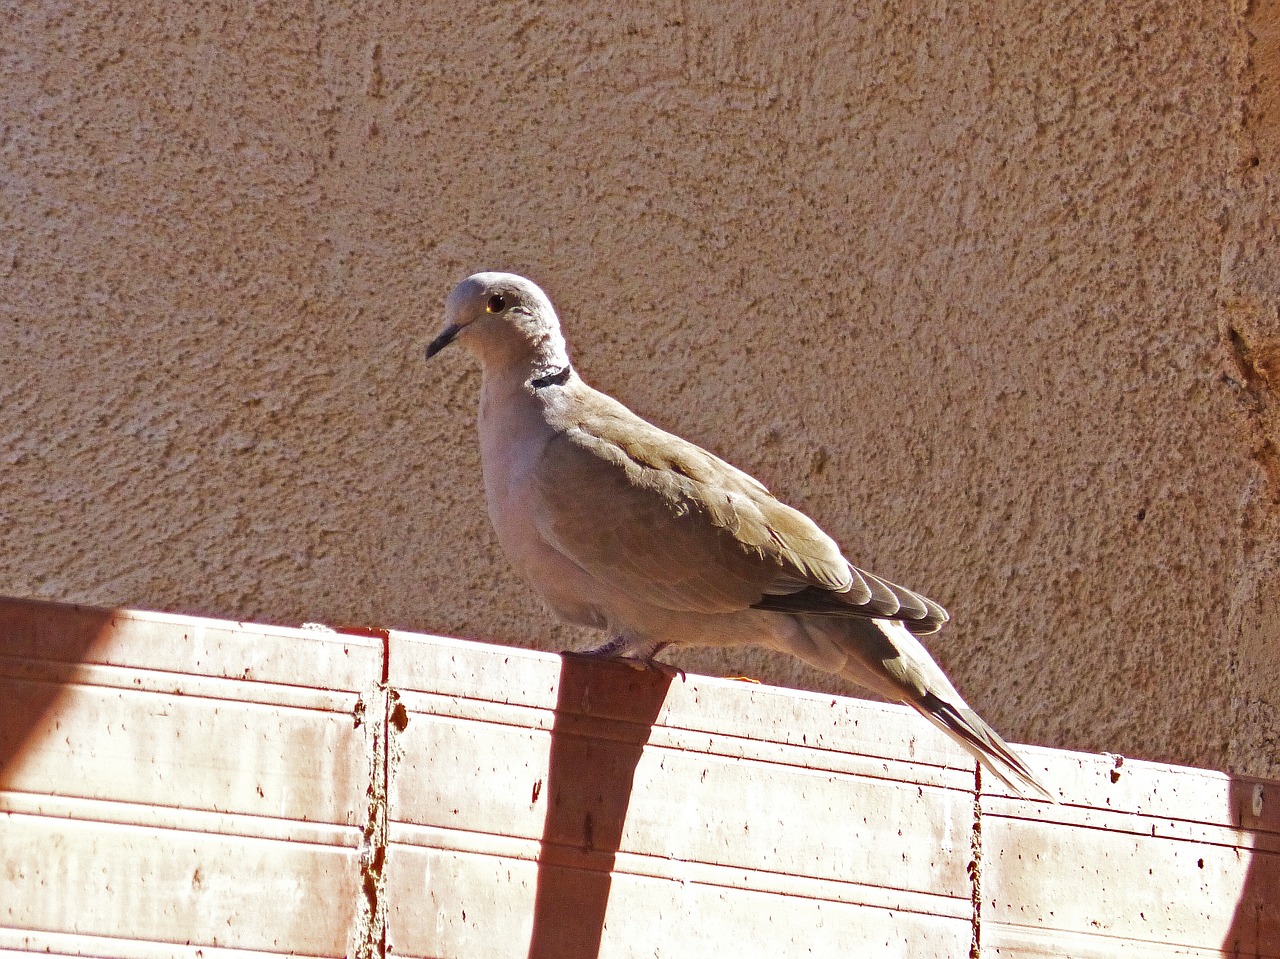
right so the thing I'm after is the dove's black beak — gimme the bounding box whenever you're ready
[425,324,461,360]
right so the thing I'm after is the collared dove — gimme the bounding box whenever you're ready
[426,271,1053,801]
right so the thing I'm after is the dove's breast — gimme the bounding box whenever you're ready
[476,372,607,629]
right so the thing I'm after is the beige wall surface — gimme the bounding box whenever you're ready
[2,1,1278,777]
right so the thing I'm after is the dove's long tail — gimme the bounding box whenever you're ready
[799,615,1056,802]
[910,690,1056,802]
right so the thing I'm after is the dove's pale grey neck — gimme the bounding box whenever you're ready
[520,315,572,383]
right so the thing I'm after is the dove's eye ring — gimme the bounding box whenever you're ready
[485,294,507,314]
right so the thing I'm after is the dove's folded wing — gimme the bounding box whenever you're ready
[533,385,946,634]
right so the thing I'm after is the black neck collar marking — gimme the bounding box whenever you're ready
[531,364,572,389]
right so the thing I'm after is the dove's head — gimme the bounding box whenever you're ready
[427,272,570,376]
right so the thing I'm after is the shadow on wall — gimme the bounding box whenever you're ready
[1224,778,1280,956]
[0,598,119,790]
[527,655,674,959]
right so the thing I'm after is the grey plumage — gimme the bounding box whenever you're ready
[426,271,1054,801]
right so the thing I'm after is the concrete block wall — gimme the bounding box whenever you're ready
[1,595,1276,957]
[0,597,384,957]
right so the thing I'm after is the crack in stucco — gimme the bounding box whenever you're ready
[1221,0,1280,781]
[1223,0,1280,502]
[1220,301,1280,498]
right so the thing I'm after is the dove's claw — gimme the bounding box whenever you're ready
[632,657,685,682]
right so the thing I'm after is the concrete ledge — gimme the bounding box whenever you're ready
[1,596,1276,957]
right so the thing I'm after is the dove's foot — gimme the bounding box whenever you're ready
[626,656,686,682]
[561,642,685,681]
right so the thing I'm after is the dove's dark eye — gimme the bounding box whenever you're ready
[485,294,507,314]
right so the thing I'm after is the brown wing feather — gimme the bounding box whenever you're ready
[533,386,856,613]
[535,382,946,630]
[751,578,949,634]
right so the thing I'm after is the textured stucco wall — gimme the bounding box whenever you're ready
[3,1,1277,777]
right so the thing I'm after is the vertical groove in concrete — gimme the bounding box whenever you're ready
[353,632,392,959]
[969,768,984,959]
